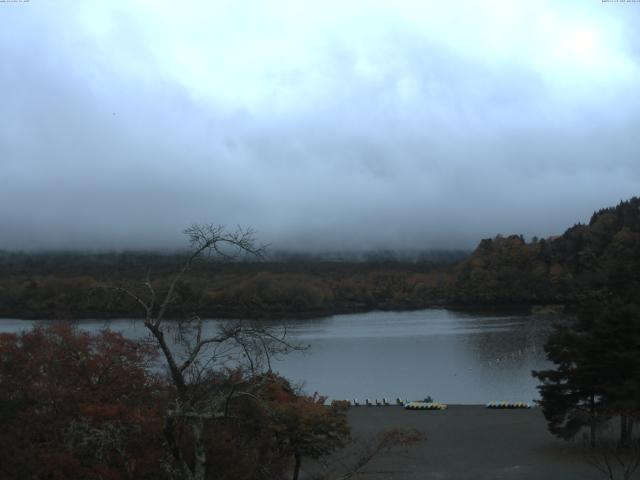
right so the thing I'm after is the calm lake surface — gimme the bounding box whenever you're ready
[0,309,558,404]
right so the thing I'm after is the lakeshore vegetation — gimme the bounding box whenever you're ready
[1,197,639,320]
[1,197,639,479]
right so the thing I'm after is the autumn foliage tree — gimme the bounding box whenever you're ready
[0,225,427,479]
[257,376,350,480]
[0,324,356,480]
[0,323,165,479]
[110,225,350,480]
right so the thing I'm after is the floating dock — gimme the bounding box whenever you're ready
[486,401,531,409]
[405,401,448,410]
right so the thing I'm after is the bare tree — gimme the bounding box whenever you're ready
[113,225,300,480]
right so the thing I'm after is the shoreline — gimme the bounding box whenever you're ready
[0,303,558,322]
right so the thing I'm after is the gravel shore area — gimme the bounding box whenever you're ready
[306,405,610,480]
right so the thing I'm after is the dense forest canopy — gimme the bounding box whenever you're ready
[0,197,638,319]
[454,196,640,306]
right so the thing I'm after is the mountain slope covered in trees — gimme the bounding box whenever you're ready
[454,197,640,306]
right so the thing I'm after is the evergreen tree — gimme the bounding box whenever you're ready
[582,302,640,446]
[533,316,605,447]
[533,300,640,447]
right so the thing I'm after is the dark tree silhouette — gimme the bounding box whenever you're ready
[534,301,640,447]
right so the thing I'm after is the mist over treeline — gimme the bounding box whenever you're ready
[2,196,640,321]
[2,2,639,251]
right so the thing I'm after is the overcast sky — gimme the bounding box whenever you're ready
[1,0,639,251]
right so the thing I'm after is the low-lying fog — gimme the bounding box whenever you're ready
[1,1,639,251]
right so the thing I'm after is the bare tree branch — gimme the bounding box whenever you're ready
[108,224,294,480]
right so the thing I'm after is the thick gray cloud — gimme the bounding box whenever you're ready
[1,0,639,251]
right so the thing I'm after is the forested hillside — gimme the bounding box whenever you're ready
[454,197,640,306]
[0,255,456,319]
[1,197,638,319]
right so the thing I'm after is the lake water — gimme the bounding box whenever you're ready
[0,309,558,404]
